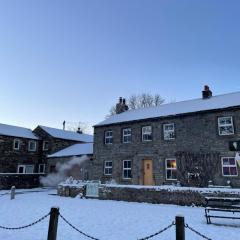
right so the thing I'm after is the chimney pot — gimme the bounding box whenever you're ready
[202,85,212,99]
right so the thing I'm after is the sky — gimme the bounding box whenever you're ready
[0,0,240,133]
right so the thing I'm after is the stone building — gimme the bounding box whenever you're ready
[0,124,93,188]
[0,123,42,188]
[93,86,240,187]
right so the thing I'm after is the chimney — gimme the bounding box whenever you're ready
[202,85,212,99]
[116,97,129,114]
[77,127,83,134]
[63,120,66,130]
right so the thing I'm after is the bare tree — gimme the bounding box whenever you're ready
[65,121,92,134]
[108,93,164,116]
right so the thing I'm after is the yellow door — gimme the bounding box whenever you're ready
[143,160,154,185]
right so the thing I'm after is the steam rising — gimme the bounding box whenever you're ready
[40,155,88,187]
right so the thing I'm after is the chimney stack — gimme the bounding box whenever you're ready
[63,120,66,130]
[116,97,129,114]
[202,85,212,99]
[77,127,83,134]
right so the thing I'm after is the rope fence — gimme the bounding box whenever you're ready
[0,207,213,240]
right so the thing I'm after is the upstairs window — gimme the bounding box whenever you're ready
[43,141,49,151]
[28,140,37,151]
[222,157,238,176]
[218,116,234,135]
[123,128,132,143]
[123,160,132,179]
[105,130,113,144]
[104,161,113,175]
[165,159,177,180]
[163,123,175,140]
[142,126,152,142]
[13,139,20,150]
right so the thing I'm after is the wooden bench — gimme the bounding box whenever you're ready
[205,197,240,224]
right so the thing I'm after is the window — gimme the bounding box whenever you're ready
[105,130,113,144]
[43,141,49,151]
[28,140,37,151]
[38,164,45,173]
[218,117,234,135]
[13,139,20,150]
[123,128,132,143]
[222,157,238,177]
[163,123,175,140]
[142,126,152,142]
[166,159,177,180]
[123,160,132,179]
[17,165,34,174]
[104,161,112,175]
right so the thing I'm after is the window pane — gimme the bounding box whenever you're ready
[167,170,172,179]
[230,167,237,176]
[167,160,176,169]
[18,166,24,173]
[171,169,177,179]
[229,158,235,165]
[25,165,34,173]
[222,158,229,165]
[223,167,230,175]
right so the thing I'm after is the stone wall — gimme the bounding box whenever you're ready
[0,174,45,189]
[0,135,40,173]
[93,107,240,187]
[57,184,240,206]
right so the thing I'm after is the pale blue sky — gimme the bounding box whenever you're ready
[0,0,240,132]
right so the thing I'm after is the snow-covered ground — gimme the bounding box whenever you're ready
[0,188,239,240]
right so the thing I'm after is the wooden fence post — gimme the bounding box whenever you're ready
[10,186,15,200]
[47,207,59,240]
[176,215,185,240]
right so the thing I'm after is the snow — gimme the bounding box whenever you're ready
[0,123,39,140]
[38,126,93,142]
[48,143,93,158]
[0,189,239,240]
[96,91,240,126]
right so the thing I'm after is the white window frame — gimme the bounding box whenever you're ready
[105,130,113,145]
[221,157,238,177]
[165,158,177,180]
[38,164,46,173]
[122,160,132,179]
[42,141,49,151]
[123,128,132,143]
[17,165,34,174]
[218,116,234,136]
[104,161,113,175]
[142,126,152,142]
[163,123,175,140]
[13,139,20,150]
[28,140,37,151]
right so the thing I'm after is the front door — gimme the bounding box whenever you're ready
[143,160,154,185]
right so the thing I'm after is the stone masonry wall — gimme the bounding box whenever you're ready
[93,107,240,187]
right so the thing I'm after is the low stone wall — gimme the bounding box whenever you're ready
[57,184,240,206]
[0,174,45,189]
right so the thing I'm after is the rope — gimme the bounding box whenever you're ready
[0,212,50,230]
[138,222,175,240]
[185,224,212,240]
[59,213,100,240]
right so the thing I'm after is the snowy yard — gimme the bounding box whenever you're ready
[0,188,239,240]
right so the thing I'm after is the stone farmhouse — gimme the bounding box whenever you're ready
[0,124,93,188]
[93,86,240,187]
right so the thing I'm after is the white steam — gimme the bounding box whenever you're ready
[40,155,88,187]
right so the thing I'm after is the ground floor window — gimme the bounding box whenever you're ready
[123,160,132,179]
[17,165,34,174]
[38,164,45,173]
[222,157,238,176]
[165,159,177,180]
[104,161,113,175]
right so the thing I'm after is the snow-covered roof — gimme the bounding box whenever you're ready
[38,125,93,142]
[96,91,240,126]
[0,123,39,140]
[48,143,93,158]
